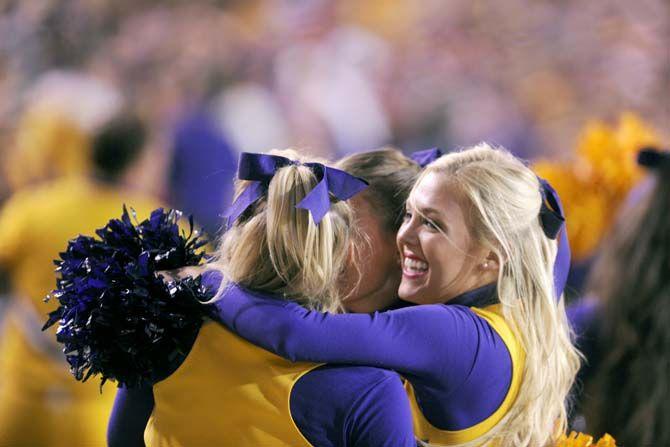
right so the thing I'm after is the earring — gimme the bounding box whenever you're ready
[482,262,489,269]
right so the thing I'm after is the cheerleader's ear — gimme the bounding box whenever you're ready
[479,252,500,272]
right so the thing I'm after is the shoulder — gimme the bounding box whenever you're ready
[201,269,224,293]
[387,302,503,344]
[291,365,414,447]
[295,364,402,399]
[389,301,483,321]
[23,177,89,205]
[470,304,522,356]
[151,272,224,383]
[466,304,520,378]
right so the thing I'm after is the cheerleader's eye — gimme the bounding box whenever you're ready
[423,218,439,231]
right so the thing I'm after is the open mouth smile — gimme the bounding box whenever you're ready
[402,254,428,278]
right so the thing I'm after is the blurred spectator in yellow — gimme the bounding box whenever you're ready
[583,148,670,446]
[3,70,122,191]
[0,112,163,447]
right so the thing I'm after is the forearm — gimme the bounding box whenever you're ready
[215,284,453,377]
[108,386,155,447]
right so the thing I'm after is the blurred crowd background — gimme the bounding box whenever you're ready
[0,0,668,446]
[1,0,669,199]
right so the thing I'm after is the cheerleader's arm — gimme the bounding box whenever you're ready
[108,386,154,447]
[215,284,481,381]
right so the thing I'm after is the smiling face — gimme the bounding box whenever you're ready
[397,172,497,304]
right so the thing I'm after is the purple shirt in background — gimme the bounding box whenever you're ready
[566,294,601,337]
[168,110,237,238]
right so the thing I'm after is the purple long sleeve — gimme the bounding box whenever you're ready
[214,285,512,431]
[108,386,154,447]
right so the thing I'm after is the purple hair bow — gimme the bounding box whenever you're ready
[538,177,571,300]
[411,147,444,168]
[224,152,368,226]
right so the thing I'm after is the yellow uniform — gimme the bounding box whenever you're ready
[0,176,161,447]
[145,322,320,447]
[130,279,415,446]
[211,285,528,447]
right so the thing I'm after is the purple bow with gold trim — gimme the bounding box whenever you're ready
[224,152,369,226]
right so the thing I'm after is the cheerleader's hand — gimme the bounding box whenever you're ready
[156,265,210,283]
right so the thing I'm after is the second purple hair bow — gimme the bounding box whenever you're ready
[411,147,444,168]
[538,177,571,301]
[224,152,369,226]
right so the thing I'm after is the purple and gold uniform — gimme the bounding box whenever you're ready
[108,271,416,447]
[214,283,524,446]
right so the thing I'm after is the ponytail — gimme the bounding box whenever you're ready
[213,149,357,312]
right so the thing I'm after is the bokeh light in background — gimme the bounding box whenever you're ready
[1,0,668,196]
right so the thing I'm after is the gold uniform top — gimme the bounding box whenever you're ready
[406,305,525,446]
[145,322,320,447]
[205,285,528,447]
[148,299,609,446]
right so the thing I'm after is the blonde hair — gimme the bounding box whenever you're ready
[421,143,581,447]
[211,149,357,313]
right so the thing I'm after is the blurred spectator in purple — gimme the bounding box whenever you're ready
[167,109,237,238]
[212,82,291,154]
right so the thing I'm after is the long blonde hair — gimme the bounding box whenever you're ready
[211,149,357,312]
[422,143,581,447]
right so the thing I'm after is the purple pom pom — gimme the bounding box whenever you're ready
[44,206,214,388]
